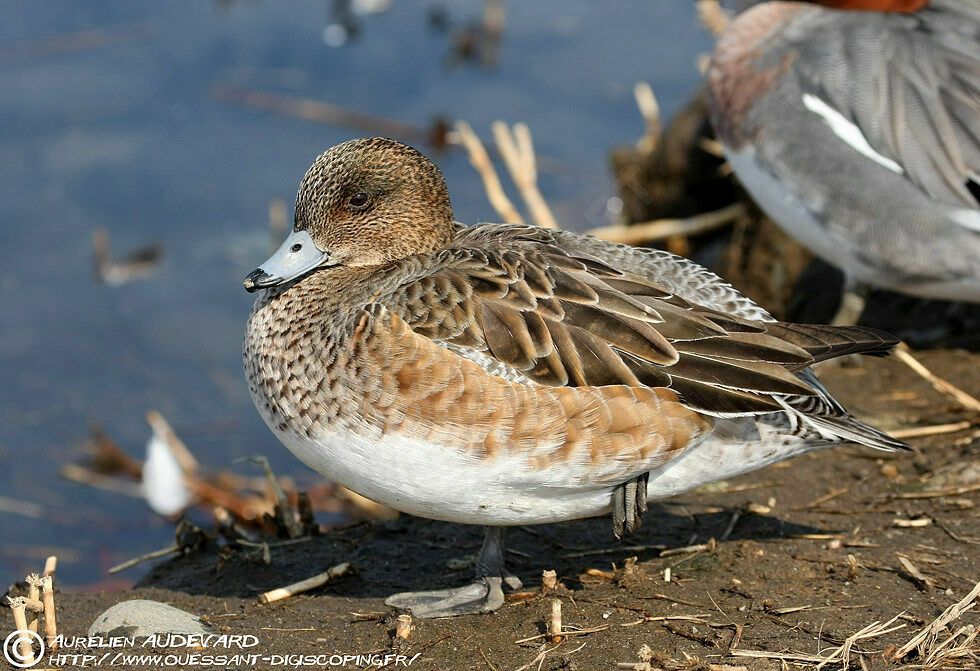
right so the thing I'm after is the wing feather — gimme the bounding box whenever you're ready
[378,225,900,424]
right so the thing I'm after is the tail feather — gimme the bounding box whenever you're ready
[800,412,912,452]
[785,370,912,452]
[767,323,898,367]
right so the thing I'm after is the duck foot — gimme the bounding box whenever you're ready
[612,472,649,538]
[385,576,508,618]
[385,526,522,618]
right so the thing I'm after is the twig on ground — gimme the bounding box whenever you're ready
[541,569,558,591]
[661,539,715,557]
[893,344,980,413]
[548,599,562,643]
[41,575,57,649]
[797,486,851,510]
[896,554,934,590]
[6,598,36,665]
[893,580,980,661]
[257,562,351,604]
[25,574,41,633]
[889,421,973,439]
[108,543,180,574]
[395,614,412,640]
[895,484,980,500]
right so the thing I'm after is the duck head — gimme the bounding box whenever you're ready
[244,137,455,292]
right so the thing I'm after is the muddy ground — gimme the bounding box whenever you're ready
[19,348,976,670]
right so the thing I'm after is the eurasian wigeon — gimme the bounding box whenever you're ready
[707,0,980,320]
[243,137,908,617]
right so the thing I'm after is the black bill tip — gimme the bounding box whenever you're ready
[243,268,279,293]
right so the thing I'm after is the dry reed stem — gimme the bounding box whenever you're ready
[41,575,57,650]
[893,344,980,413]
[491,121,558,229]
[247,455,303,539]
[7,598,36,665]
[547,599,562,642]
[894,580,980,661]
[814,614,907,669]
[896,555,933,590]
[633,82,662,155]
[890,421,973,439]
[258,562,350,604]
[108,543,181,574]
[696,0,731,37]
[541,569,558,591]
[586,203,746,246]
[395,613,412,640]
[454,120,525,224]
[26,574,41,633]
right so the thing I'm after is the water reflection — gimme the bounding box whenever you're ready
[0,0,712,586]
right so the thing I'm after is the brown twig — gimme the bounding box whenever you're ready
[108,543,181,574]
[894,580,980,661]
[889,421,973,439]
[892,344,980,413]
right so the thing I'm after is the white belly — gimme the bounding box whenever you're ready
[268,415,819,526]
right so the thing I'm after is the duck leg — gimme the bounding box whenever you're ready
[385,526,522,618]
[612,472,649,538]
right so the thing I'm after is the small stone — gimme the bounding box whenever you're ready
[880,464,899,479]
[88,600,210,639]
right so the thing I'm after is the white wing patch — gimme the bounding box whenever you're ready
[951,207,980,233]
[802,94,904,174]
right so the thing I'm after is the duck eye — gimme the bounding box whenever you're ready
[349,192,369,208]
[290,243,302,252]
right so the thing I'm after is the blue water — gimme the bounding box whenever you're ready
[0,0,713,586]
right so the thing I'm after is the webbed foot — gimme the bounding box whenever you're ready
[385,526,521,618]
[386,576,506,618]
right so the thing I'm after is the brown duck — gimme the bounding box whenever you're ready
[243,137,908,617]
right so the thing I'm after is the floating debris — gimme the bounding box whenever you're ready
[92,227,163,286]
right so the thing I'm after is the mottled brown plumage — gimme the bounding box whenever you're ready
[243,137,909,617]
[245,137,908,483]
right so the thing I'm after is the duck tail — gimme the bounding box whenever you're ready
[800,412,912,452]
[767,323,898,367]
